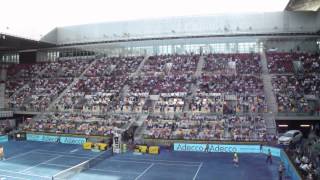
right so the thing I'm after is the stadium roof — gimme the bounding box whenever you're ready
[285,0,320,11]
[1,0,290,40]
[0,33,55,52]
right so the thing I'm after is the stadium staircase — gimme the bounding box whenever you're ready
[121,56,149,98]
[260,51,277,135]
[120,85,129,98]
[46,59,98,111]
[0,83,5,109]
[130,55,149,78]
[133,113,149,143]
[195,56,205,78]
[1,68,13,118]
[183,56,204,112]
[9,64,50,99]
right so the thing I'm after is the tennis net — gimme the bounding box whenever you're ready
[52,148,113,180]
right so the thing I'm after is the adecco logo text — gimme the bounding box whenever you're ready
[60,137,86,145]
[174,144,238,153]
[26,134,59,142]
[42,135,59,142]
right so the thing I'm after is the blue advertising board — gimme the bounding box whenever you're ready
[26,134,59,142]
[26,133,86,145]
[174,143,280,156]
[0,135,8,142]
[60,136,86,145]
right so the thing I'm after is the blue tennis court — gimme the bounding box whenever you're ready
[0,141,284,180]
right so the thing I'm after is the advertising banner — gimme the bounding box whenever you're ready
[0,135,8,142]
[26,133,86,145]
[60,136,86,145]
[174,143,280,157]
[26,134,59,143]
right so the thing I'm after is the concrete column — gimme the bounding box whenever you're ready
[0,67,7,81]
[0,83,4,109]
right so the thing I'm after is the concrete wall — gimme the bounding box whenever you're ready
[42,11,319,45]
[0,68,6,81]
[0,83,4,109]
[317,11,320,31]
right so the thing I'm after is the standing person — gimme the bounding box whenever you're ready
[233,153,239,167]
[260,143,263,153]
[128,132,132,144]
[204,144,209,153]
[109,133,114,151]
[278,162,285,180]
[266,149,272,164]
[0,145,4,160]
[130,131,135,144]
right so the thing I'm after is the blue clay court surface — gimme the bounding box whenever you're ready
[0,141,284,180]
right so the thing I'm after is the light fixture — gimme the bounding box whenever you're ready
[300,124,310,127]
[278,124,288,127]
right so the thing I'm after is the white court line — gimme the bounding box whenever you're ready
[35,149,99,158]
[112,157,201,164]
[34,152,91,159]
[36,149,101,156]
[134,163,154,180]
[192,162,203,180]
[109,159,150,164]
[153,162,199,167]
[0,169,51,179]
[0,174,31,180]
[19,155,63,173]
[70,148,79,153]
[4,150,36,161]
[42,163,70,168]
[90,168,141,175]
[42,163,141,175]
[103,159,200,167]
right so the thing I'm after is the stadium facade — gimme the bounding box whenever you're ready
[31,11,320,62]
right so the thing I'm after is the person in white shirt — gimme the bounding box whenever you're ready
[233,153,239,167]
[295,156,301,165]
[300,163,311,172]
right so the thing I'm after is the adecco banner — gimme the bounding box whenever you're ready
[174,143,280,157]
[26,134,59,142]
[26,133,86,145]
[0,135,8,142]
[60,136,86,145]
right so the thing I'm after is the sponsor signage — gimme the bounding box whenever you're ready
[174,143,280,157]
[26,134,59,142]
[60,136,86,145]
[0,135,8,142]
[26,133,86,145]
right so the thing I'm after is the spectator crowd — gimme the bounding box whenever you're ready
[6,52,305,141]
[268,52,320,115]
